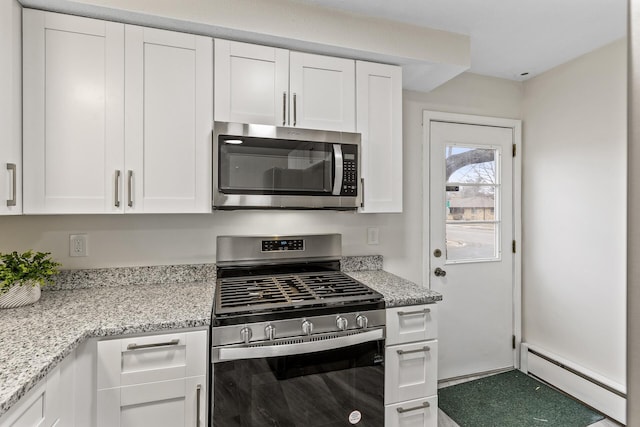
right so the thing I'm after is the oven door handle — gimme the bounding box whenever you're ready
[214,328,384,362]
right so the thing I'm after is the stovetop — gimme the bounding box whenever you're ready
[216,270,381,313]
[212,234,385,326]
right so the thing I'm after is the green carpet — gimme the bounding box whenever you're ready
[438,370,605,427]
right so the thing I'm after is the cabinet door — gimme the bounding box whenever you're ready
[356,61,403,213]
[125,26,212,213]
[214,39,289,126]
[289,52,355,132]
[97,376,206,427]
[385,396,438,427]
[22,10,125,214]
[0,0,21,215]
[385,340,438,405]
[387,305,438,346]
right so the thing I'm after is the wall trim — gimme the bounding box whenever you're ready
[520,343,626,424]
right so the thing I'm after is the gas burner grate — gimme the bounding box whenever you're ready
[215,271,381,315]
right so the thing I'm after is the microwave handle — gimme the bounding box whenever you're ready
[332,144,343,196]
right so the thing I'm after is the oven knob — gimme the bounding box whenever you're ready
[356,315,369,329]
[336,316,348,331]
[265,324,276,341]
[302,320,313,336]
[240,327,252,344]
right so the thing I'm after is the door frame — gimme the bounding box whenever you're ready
[422,110,523,370]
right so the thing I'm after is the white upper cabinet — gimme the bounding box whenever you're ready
[125,26,212,213]
[289,52,356,132]
[0,0,22,215]
[22,10,213,214]
[356,61,403,213]
[215,40,356,132]
[214,39,289,126]
[23,10,125,214]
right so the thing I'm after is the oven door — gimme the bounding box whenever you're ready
[212,330,384,426]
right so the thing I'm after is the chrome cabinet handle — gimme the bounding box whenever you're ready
[397,345,431,355]
[6,163,16,207]
[114,170,121,208]
[127,170,133,207]
[196,384,201,427]
[396,401,430,414]
[126,338,180,351]
[397,308,431,316]
[293,93,297,126]
[282,92,287,126]
[434,267,447,277]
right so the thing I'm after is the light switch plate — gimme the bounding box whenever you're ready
[367,227,379,245]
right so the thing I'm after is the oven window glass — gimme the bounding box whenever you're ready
[219,135,334,195]
[213,341,384,426]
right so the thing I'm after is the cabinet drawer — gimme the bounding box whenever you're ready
[97,330,207,389]
[385,340,438,405]
[386,304,437,345]
[385,396,438,427]
[97,375,206,427]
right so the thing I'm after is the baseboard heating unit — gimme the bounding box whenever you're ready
[520,343,626,425]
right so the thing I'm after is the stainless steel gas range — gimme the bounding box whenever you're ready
[211,234,385,427]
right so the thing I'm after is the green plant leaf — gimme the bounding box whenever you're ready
[0,251,61,295]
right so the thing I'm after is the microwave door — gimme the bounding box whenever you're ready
[332,144,343,196]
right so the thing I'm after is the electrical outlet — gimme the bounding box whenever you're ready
[367,227,379,245]
[69,234,88,257]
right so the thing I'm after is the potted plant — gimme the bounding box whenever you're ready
[0,251,61,308]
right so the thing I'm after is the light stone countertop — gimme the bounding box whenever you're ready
[0,281,214,418]
[0,258,441,419]
[345,270,442,307]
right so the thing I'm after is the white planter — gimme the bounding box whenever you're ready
[0,281,41,308]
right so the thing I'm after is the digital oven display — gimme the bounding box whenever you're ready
[261,239,304,252]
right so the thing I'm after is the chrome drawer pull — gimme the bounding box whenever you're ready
[282,92,287,126]
[6,163,16,207]
[126,339,180,351]
[397,308,430,316]
[397,345,430,355]
[127,170,133,207]
[396,401,430,414]
[196,384,201,427]
[114,170,121,207]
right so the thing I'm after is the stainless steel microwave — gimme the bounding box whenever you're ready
[213,122,361,210]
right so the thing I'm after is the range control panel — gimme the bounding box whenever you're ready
[261,239,304,252]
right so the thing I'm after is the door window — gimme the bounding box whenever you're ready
[445,145,501,263]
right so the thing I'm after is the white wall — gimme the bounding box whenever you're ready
[0,72,522,285]
[522,39,627,387]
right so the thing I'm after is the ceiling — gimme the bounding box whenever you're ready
[292,0,627,81]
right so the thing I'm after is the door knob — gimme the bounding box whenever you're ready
[434,267,447,277]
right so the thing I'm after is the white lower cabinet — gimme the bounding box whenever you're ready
[385,304,438,427]
[96,330,208,427]
[0,351,75,427]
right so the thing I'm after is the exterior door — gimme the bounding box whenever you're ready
[427,117,517,380]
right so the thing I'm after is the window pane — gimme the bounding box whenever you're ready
[446,185,496,221]
[446,223,497,261]
[446,146,497,184]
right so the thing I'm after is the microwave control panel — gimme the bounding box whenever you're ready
[340,145,358,196]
